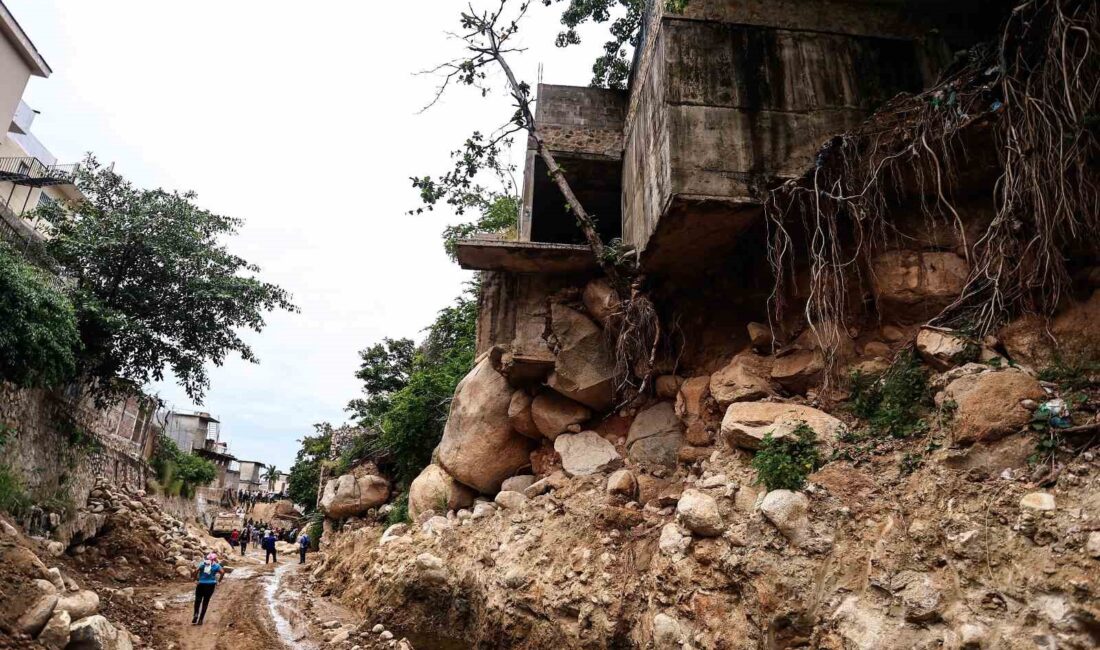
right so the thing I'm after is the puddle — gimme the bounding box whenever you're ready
[265,562,315,649]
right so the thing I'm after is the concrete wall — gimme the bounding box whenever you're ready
[622,10,937,259]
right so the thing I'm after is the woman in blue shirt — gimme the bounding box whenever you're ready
[192,552,224,625]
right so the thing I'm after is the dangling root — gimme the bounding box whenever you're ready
[607,277,662,406]
[765,0,1099,371]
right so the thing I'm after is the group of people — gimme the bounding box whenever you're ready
[228,524,312,565]
[193,529,313,624]
[236,490,284,512]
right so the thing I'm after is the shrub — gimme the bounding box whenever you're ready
[387,491,410,525]
[151,435,217,497]
[0,464,31,517]
[0,243,79,388]
[752,422,822,492]
[848,350,929,439]
[1038,356,1100,391]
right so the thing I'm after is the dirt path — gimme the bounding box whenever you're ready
[164,550,315,650]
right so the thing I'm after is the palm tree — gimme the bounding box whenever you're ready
[262,465,279,492]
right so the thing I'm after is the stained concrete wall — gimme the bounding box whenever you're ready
[622,10,939,261]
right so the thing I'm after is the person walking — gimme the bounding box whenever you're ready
[239,526,249,555]
[262,529,278,564]
[297,531,310,564]
[192,553,223,625]
[229,528,240,548]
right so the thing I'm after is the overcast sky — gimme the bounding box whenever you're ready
[9,1,605,471]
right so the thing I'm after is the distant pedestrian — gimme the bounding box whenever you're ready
[192,553,223,625]
[229,528,240,547]
[297,531,310,564]
[262,530,277,564]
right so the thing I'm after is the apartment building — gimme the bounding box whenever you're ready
[0,0,80,242]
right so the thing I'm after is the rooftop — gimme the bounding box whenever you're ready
[0,1,50,77]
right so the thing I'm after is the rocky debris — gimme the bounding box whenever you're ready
[38,609,70,649]
[500,475,536,493]
[760,490,811,545]
[652,613,685,650]
[721,401,844,451]
[408,464,476,521]
[320,474,391,519]
[871,250,969,323]
[1000,290,1100,367]
[772,348,826,394]
[675,489,724,537]
[16,590,58,637]
[1086,531,1100,559]
[582,278,618,327]
[892,570,943,623]
[507,390,540,439]
[421,516,452,537]
[606,469,636,498]
[531,390,592,440]
[676,376,719,446]
[56,589,100,619]
[1020,492,1056,511]
[379,524,409,546]
[437,357,536,493]
[938,368,1045,444]
[916,327,974,371]
[709,352,775,407]
[546,304,616,411]
[414,552,448,586]
[68,614,133,650]
[655,375,685,400]
[658,523,691,558]
[554,431,621,477]
[747,322,773,349]
[494,491,528,510]
[626,402,684,467]
[523,471,568,498]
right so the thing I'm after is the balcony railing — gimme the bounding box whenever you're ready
[0,156,79,187]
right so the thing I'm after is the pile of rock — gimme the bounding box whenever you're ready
[3,518,139,649]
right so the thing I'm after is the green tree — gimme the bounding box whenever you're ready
[262,465,280,490]
[287,425,332,512]
[344,287,477,488]
[38,155,298,402]
[346,338,415,429]
[0,243,79,388]
[545,0,689,88]
[441,194,519,261]
[151,435,217,497]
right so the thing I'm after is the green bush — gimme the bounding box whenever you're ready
[848,350,929,439]
[151,435,217,498]
[386,491,409,525]
[0,243,79,388]
[1038,356,1100,391]
[0,464,31,517]
[752,422,822,491]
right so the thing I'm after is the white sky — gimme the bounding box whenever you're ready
[9,1,606,471]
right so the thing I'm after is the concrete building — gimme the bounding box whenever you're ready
[163,411,239,490]
[456,0,998,372]
[0,1,80,243]
[237,460,268,493]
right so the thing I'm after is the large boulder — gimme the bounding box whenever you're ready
[554,431,621,476]
[437,358,537,493]
[999,290,1100,368]
[507,390,540,439]
[582,278,619,326]
[547,305,616,411]
[626,402,684,467]
[721,402,845,451]
[38,609,70,649]
[676,376,719,446]
[871,250,969,323]
[320,474,390,519]
[771,349,825,394]
[939,369,1045,444]
[67,615,133,650]
[55,589,100,620]
[408,464,476,520]
[531,391,592,440]
[710,351,775,407]
[15,593,57,638]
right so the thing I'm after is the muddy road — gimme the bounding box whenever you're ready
[164,553,317,650]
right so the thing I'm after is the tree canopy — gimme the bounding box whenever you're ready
[287,424,332,512]
[39,155,297,402]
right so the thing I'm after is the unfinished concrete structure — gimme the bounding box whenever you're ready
[457,0,996,375]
